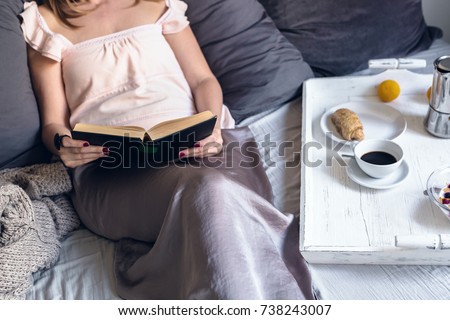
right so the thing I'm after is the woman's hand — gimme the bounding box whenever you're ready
[179,128,223,159]
[58,136,108,168]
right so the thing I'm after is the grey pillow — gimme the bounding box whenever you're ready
[0,0,50,169]
[258,0,442,76]
[184,0,313,123]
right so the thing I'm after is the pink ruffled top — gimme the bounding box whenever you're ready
[20,0,235,130]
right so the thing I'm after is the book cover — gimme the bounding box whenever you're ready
[71,112,217,168]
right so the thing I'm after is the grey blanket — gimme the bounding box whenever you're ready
[0,162,80,299]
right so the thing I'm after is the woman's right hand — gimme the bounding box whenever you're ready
[58,136,108,168]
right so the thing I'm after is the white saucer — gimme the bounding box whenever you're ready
[346,158,410,189]
[320,101,407,143]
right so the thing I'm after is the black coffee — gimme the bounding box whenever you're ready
[360,151,397,165]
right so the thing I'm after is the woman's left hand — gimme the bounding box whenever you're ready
[179,128,223,159]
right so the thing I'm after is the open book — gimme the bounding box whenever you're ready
[71,111,217,167]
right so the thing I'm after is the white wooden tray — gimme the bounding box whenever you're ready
[300,70,450,265]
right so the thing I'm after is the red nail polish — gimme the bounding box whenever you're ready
[194,143,201,148]
[103,147,109,153]
[83,142,90,147]
[179,152,185,158]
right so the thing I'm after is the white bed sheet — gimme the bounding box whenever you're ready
[26,39,450,300]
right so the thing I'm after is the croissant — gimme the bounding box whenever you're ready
[330,108,365,141]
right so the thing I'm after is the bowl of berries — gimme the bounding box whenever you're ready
[426,165,450,221]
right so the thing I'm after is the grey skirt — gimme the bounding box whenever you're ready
[71,127,314,300]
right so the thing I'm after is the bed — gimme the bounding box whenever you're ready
[1,0,450,300]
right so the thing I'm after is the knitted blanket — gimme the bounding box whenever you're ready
[0,162,80,299]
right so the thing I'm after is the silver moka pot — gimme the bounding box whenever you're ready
[425,56,450,138]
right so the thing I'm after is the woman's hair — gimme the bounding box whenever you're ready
[45,0,161,28]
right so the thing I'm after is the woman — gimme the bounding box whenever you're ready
[22,0,314,299]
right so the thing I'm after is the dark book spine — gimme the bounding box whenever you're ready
[71,131,125,146]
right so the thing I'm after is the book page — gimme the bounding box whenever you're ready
[73,123,147,140]
[147,111,214,140]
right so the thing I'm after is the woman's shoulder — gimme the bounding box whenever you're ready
[22,1,64,32]
[36,3,61,31]
[21,2,70,62]
[159,0,189,34]
[166,0,188,10]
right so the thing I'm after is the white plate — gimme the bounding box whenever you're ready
[346,158,410,189]
[320,101,407,143]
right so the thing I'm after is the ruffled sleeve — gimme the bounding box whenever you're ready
[20,2,68,62]
[160,0,190,34]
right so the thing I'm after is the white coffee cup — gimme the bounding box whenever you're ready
[353,139,404,179]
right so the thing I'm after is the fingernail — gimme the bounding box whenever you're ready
[179,152,186,158]
[83,142,90,147]
[103,147,109,153]
[194,143,201,148]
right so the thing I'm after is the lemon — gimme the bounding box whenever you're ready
[377,80,400,102]
[427,86,432,102]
